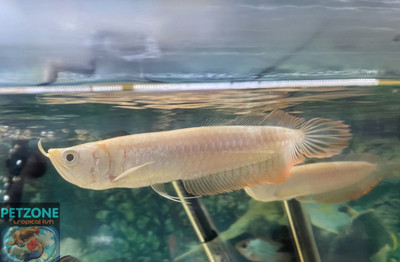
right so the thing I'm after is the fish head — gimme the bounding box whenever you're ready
[235,238,249,251]
[235,239,255,258]
[44,142,111,190]
[235,238,281,261]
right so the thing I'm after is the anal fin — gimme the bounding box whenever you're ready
[182,160,290,196]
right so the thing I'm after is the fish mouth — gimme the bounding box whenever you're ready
[48,149,80,186]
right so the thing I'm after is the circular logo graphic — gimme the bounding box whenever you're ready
[2,226,58,262]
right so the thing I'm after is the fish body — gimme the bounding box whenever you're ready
[236,238,291,262]
[50,125,301,188]
[245,161,379,203]
[303,203,351,233]
[40,111,350,196]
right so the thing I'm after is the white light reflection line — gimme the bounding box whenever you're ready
[0,78,381,95]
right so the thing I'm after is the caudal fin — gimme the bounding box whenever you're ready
[295,118,352,160]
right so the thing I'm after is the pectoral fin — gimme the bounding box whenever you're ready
[111,161,155,183]
[151,183,201,203]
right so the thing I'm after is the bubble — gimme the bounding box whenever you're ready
[12,177,21,182]
[47,131,55,138]
[75,129,89,135]
[0,125,9,132]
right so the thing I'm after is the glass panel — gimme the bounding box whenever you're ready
[0,1,399,262]
[1,1,400,85]
[0,86,398,261]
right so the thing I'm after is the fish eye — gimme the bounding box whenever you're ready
[61,149,79,166]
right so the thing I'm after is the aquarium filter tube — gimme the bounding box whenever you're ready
[284,200,322,262]
[172,181,236,262]
[0,78,390,94]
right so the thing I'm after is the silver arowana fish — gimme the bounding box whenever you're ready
[38,110,351,197]
[245,160,396,203]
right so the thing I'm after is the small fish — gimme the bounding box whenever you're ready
[245,160,383,203]
[235,238,292,262]
[303,203,351,234]
[39,110,350,198]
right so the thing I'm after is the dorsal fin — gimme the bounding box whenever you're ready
[206,110,351,163]
[205,110,305,129]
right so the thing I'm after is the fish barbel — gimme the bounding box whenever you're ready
[245,161,382,203]
[39,110,351,196]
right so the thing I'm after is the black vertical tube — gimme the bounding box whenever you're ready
[173,181,236,262]
[284,199,321,262]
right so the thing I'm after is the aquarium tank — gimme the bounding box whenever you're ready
[0,1,399,262]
